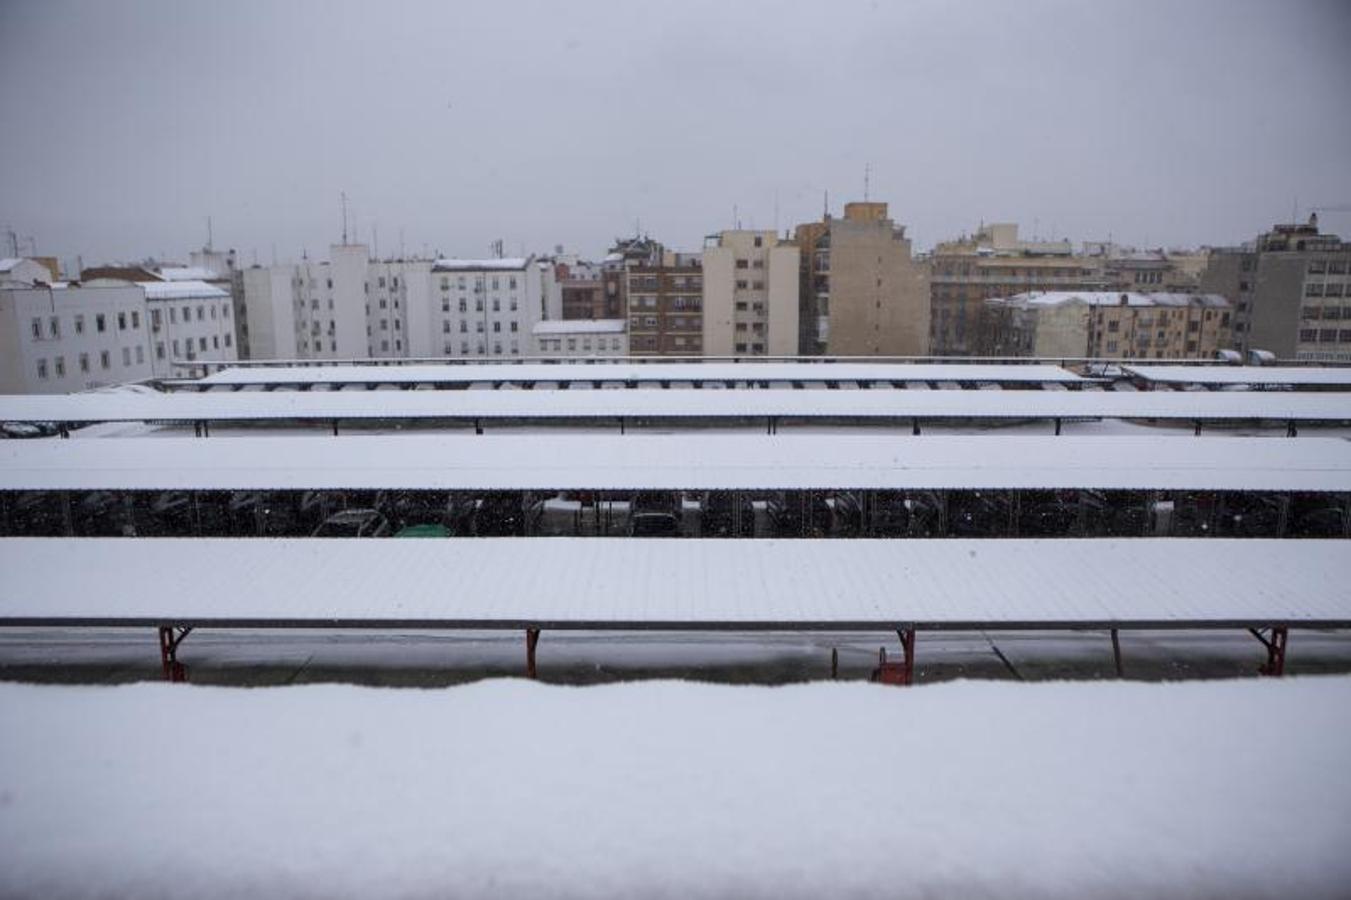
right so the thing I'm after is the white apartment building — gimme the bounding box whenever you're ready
[140,280,237,370]
[424,258,558,359]
[0,267,237,392]
[700,231,799,357]
[0,280,152,393]
[368,258,431,358]
[241,246,559,361]
[533,319,627,357]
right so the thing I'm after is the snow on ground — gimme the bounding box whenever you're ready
[1,677,1349,899]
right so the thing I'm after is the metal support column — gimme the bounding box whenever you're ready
[1111,629,1123,678]
[871,627,916,686]
[1249,626,1289,677]
[157,626,193,682]
[525,628,541,679]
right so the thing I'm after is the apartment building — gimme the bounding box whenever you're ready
[1086,247,1208,294]
[930,223,1097,355]
[981,291,1232,360]
[139,280,237,369]
[533,319,627,357]
[426,257,557,359]
[701,230,798,357]
[1201,217,1351,360]
[0,268,236,393]
[626,252,704,357]
[796,202,928,356]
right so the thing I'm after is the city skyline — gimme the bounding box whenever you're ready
[2,0,1350,265]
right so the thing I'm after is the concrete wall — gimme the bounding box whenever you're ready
[826,218,929,356]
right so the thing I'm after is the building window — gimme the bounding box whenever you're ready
[460,321,467,333]
[224,333,232,348]
[122,347,131,366]
[459,299,467,313]
[212,335,219,349]
[136,346,145,364]
[156,343,165,360]
[50,316,60,338]
[75,315,85,335]
[379,298,387,309]
[199,337,207,351]
[172,340,180,356]
[510,321,518,332]
[30,318,40,339]
[735,280,748,289]
[79,353,89,373]
[197,306,204,320]
[493,321,501,333]
[100,350,110,370]
[36,359,48,379]
[735,259,749,269]
[168,308,176,324]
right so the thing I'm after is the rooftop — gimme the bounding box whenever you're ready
[138,280,230,300]
[432,257,530,272]
[532,319,627,335]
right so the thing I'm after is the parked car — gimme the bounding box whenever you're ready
[699,490,755,538]
[311,508,391,538]
[629,491,682,538]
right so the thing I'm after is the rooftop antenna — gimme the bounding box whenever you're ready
[399,227,405,259]
[373,223,379,260]
[733,204,738,230]
[864,162,870,202]
[206,216,213,252]
[340,192,349,246]
[823,190,829,220]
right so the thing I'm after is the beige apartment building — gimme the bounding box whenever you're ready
[930,223,1098,355]
[795,202,928,356]
[981,291,1232,360]
[701,230,799,357]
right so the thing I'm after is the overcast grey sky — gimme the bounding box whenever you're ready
[2,0,1349,267]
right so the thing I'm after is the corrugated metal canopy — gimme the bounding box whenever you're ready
[192,362,1086,386]
[1125,366,1351,386]
[1,538,1347,629]
[1,435,1348,491]
[3,388,1350,424]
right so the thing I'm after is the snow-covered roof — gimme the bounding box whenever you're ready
[2,538,1348,628]
[1126,366,1351,387]
[2,387,1349,424]
[194,362,1085,386]
[138,280,230,300]
[2,435,1340,491]
[0,258,23,273]
[4,435,1344,492]
[991,292,1230,309]
[532,320,627,336]
[157,266,221,282]
[432,257,529,272]
[3,678,1347,899]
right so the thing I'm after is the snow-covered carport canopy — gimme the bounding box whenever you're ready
[2,435,1349,492]
[3,387,1351,427]
[4,537,1340,683]
[182,361,1089,389]
[2,538,1347,631]
[1125,365,1351,388]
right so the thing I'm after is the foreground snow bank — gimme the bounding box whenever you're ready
[1,677,1349,899]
